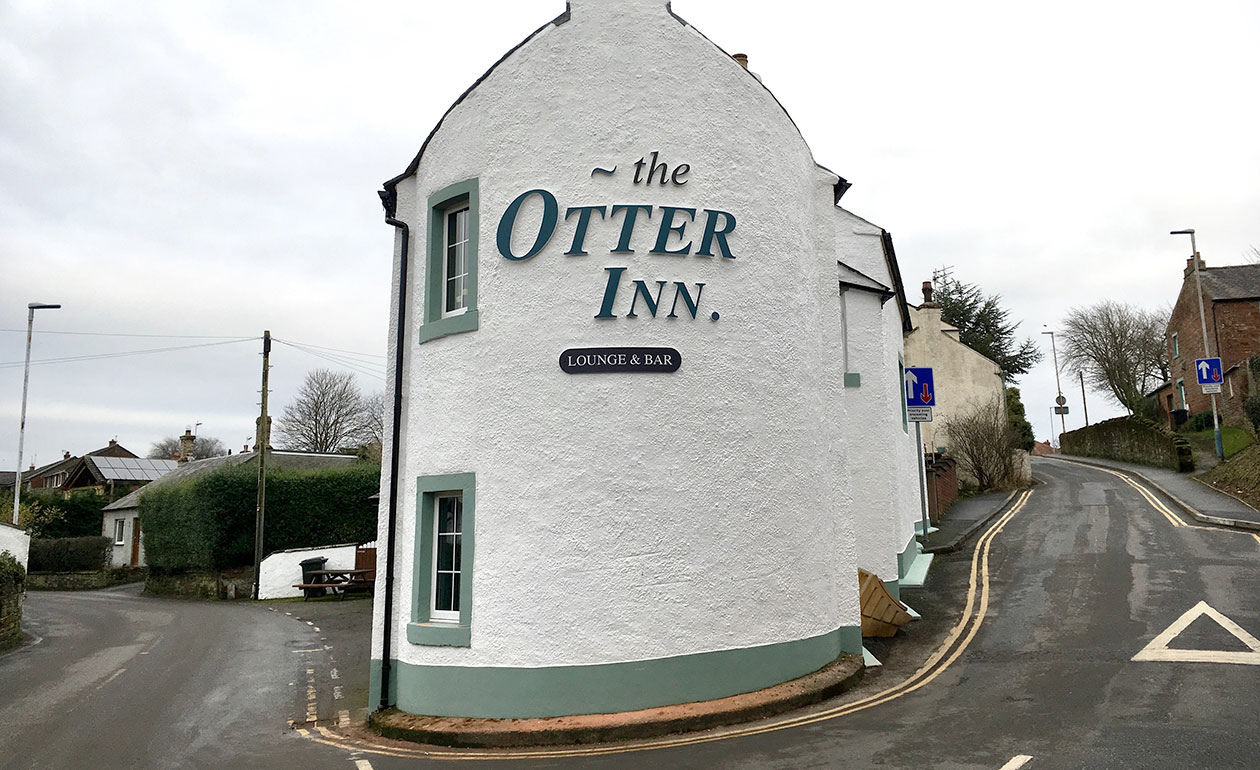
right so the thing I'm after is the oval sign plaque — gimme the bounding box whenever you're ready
[559,347,681,374]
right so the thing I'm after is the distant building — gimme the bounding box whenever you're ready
[903,281,1008,454]
[1161,257,1259,429]
[22,440,138,492]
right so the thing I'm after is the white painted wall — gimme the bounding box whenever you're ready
[258,544,358,600]
[0,523,30,572]
[102,511,142,568]
[373,0,914,672]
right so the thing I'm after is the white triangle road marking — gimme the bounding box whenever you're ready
[1132,601,1260,665]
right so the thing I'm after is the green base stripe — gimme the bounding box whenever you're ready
[372,626,862,718]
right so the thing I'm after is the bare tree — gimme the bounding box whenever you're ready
[945,396,1022,492]
[147,435,227,461]
[1246,245,1260,264]
[358,391,385,448]
[1059,301,1169,415]
[275,369,376,453]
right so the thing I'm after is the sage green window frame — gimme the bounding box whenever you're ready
[408,472,475,646]
[899,356,909,433]
[420,179,480,343]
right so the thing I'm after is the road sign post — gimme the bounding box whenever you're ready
[905,367,935,540]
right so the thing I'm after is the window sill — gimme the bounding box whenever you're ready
[418,309,479,343]
[407,621,471,647]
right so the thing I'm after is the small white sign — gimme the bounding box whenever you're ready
[1201,383,1222,394]
[907,406,933,423]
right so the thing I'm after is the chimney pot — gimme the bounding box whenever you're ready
[732,53,749,69]
[63,451,71,460]
[922,281,934,304]
[1184,253,1206,278]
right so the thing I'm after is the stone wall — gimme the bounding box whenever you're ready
[26,567,146,591]
[925,453,958,523]
[144,566,254,599]
[1061,416,1194,472]
[0,551,23,650]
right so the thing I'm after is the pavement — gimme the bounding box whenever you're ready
[1047,453,1260,530]
[922,488,1021,553]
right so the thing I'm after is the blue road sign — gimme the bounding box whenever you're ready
[1195,357,1223,386]
[904,367,936,407]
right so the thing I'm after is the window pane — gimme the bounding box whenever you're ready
[451,572,461,612]
[437,534,456,571]
[435,573,453,612]
[438,497,457,533]
[452,496,463,530]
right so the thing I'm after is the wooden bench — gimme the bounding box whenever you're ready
[292,569,375,600]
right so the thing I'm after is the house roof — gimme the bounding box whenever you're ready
[1200,264,1260,301]
[104,450,360,511]
[0,471,15,489]
[22,441,139,483]
[82,456,179,484]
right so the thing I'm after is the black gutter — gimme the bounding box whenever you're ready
[379,212,409,711]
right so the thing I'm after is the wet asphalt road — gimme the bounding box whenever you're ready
[3,458,1258,769]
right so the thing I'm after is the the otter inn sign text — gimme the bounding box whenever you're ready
[496,152,734,323]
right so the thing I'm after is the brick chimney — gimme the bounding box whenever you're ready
[178,429,196,463]
[921,281,936,307]
[1184,253,1206,278]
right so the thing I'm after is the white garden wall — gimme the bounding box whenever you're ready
[257,544,357,600]
[0,523,30,572]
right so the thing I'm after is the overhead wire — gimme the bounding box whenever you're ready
[0,329,254,340]
[0,337,259,369]
[273,339,385,381]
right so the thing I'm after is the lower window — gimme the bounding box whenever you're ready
[113,519,125,545]
[408,472,475,647]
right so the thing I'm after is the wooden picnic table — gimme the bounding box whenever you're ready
[293,568,375,600]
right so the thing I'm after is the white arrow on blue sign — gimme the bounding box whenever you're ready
[905,367,936,407]
[1195,357,1223,386]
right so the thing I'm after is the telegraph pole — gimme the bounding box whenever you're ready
[1079,370,1089,426]
[252,331,271,600]
[1171,230,1223,459]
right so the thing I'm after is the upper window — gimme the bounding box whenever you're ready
[113,519,125,545]
[1176,378,1186,409]
[1171,332,1180,358]
[421,179,480,343]
[442,206,470,317]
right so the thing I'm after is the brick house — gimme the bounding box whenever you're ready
[1161,257,1260,430]
[21,440,139,492]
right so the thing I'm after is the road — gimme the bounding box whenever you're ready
[4,458,1259,769]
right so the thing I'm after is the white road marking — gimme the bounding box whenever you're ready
[101,668,126,686]
[339,709,351,726]
[1133,601,1260,665]
[354,760,374,770]
[307,668,314,675]
[999,757,1033,770]
[333,686,344,700]
[330,668,339,680]
[306,621,314,626]
[313,626,320,632]
[292,648,322,653]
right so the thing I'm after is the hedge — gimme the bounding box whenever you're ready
[0,550,24,593]
[28,536,112,572]
[140,463,380,572]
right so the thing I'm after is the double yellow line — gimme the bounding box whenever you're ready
[303,489,1036,762]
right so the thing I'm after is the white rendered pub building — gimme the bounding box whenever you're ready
[370,0,926,719]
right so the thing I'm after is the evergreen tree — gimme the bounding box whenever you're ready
[1005,387,1036,452]
[933,276,1042,380]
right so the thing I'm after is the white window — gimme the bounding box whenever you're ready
[442,205,470,317]
[113,519,125,545]
[1171,332,1179,358]
[430,493,463,622]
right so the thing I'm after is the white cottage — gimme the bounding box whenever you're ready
[371,0,924,719]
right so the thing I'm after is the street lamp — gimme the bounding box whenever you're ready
[13,302,61,525]
[1042,328,1065,438]
[1171,229,1223,460]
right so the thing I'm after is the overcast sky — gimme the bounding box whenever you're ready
[2,0,1257,470]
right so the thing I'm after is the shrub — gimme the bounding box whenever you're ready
[28,536,112,572]
[1005,387,1036,452]
[0,550,24,593]
[1245,395,1260,436]
[1185,410,1215,433]
[19,490,114,539]
[142,463,380,572]
[946,396,1022,492]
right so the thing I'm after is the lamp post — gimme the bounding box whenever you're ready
[1042,328,1065,437]
[13,302,61,525]
[1171,229,1223,460]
